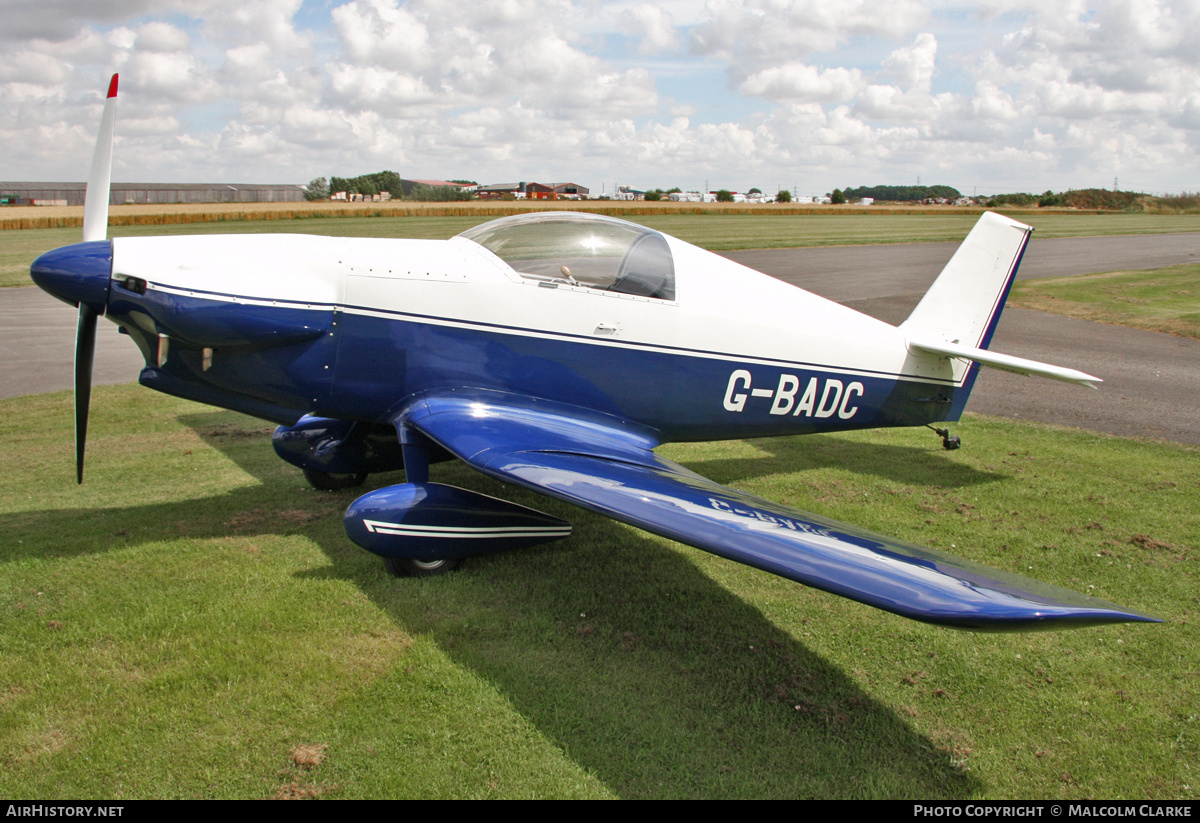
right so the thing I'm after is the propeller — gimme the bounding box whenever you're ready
[75,73,118,483]
[75,304,99,483]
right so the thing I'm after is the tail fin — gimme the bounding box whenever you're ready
[900,211,1032,350]
[900,212,1100,391]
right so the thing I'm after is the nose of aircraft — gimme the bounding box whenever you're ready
[31,240,113,313]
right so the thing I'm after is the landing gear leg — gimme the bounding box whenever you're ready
[927,425,961,450]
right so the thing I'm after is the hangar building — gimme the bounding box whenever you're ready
[0,182,307,206]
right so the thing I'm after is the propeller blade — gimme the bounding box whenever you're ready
[82,74,118,244]
[75,303,99,484]
[73,73,117,482]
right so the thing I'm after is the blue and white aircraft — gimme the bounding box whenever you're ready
[32,76,1158,631]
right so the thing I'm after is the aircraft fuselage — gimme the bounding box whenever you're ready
[86,230,967,442]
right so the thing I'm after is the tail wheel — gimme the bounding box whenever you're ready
[383,557,462,577]
[303,467,367,491]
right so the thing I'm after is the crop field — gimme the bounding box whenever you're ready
[2,199,987,231]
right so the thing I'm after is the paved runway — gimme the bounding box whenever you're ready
[5,232,1199,444]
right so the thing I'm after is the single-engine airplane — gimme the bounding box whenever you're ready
[31,75,1158,631]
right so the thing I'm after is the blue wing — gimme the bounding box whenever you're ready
[399,389,1158,631]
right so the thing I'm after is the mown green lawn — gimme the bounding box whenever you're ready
[1010,263,1200,339]
[1,386,1194,799]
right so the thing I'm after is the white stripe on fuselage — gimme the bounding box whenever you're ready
[363,520,572,538]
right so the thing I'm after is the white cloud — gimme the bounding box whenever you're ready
[880,32,936,93]
[621,3,680,54]
[124,50,213,102]
[740,64,864,103]
[134,22,190,53]
[3,0,1200,194]
[201,0,310,52]
[689,0,928,74]
[0,54,72,87]
[1,0,174,43]
[330,0,432,72]
[119,114,185,136]
[326,63,439,110]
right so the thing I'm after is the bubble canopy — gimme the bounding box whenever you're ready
[458,212,676,300]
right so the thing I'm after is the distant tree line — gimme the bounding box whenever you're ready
[983,192,1038,207]
[404,184,474,201]
[304,171,477,202]
[330,170,404,198]
[303,177,329,201]
[842,184,963,202]
[985,188,1180,211]
[642,187,682,201]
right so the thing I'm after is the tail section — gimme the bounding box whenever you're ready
[899,212,1100,420]
[900,211,1032,351]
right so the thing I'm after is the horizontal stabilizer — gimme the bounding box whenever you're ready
[909,337,1102,387]
[400,389,1156,631]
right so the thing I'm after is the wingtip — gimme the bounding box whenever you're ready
[106,74,118,99]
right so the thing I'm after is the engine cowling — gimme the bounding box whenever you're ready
[344,482,571,561]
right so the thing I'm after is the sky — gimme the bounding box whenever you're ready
[3,0,1199,198]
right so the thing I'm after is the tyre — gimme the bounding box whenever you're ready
[303,467,368,491]
[383,557,462,577]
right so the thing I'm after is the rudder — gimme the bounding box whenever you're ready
[899,211,1033,350]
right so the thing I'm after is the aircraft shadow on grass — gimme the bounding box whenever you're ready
[671,436,1006,492]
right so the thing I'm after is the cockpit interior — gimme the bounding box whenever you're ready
[459,212,676,301]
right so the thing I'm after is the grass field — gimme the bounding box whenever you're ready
[0,386,1195,799]
[1010,264,1200,340]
